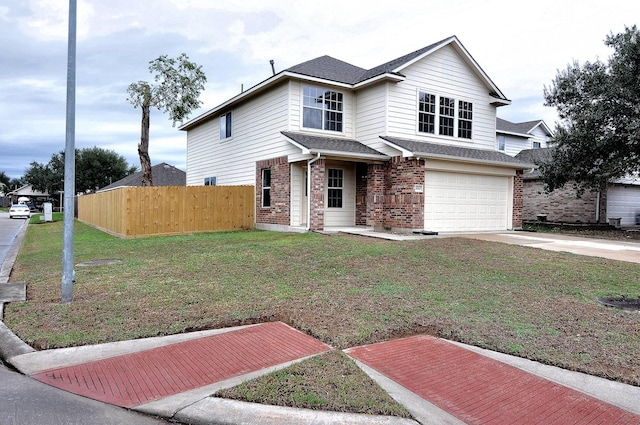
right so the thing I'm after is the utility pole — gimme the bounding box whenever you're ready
[61,0,76,302]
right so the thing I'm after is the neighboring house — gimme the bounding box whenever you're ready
[517,146,640,227]
[97,163,185,191]
[7,184,49,205]
[515,148,606,224]
[496,118,553,156]
[181,36,534,233]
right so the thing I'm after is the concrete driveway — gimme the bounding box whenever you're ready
[461,232,640,264]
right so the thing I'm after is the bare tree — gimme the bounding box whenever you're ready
[127,54,206,186]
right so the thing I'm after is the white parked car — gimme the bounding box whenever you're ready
[9,204,31,219]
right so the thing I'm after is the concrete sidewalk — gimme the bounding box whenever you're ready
[461,232,640,263]
[2,321,639,425]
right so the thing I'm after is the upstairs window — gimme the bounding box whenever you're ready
[220,112,232,140]
[439,97,455,136]
[458,101,473,139]
[532,141,541,149]
[418,92,473,139]
[262,169,271,208]
[418,92,436,134]
[497,135,506,151]
[327,168,343,208]
[303,85,343,132]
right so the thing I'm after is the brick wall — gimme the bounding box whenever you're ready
[382,157,425,230]
[523,179,604,223]
[256,156,290,226]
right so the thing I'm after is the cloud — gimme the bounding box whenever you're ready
[2,0,640,179]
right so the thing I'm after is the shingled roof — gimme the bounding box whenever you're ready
[497,118,551,137]
[282,131,388,160]
[380,136,535,169]
[98,163,185,191]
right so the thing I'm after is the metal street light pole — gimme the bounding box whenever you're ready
[61,0,77,302]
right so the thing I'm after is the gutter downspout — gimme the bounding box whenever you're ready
[306,152,321,231]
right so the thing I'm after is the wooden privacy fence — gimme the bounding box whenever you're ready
[77,186,254,238]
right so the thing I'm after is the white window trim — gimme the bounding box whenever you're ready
[326,167,344,209]
[220,112,232,140]
[301,84,345,134]
[261,169,271,208]
[416,89,473,140]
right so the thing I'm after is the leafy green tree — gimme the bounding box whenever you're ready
[127,53,206,186]
[24,147,137,194]
[541,25,640,194]
[0,171,9,189]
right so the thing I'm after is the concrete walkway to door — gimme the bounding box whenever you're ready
[460,232,640,264]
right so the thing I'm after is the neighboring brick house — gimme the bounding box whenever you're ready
[516,148,640,226]
[97,163,185,191]
[496,118,552,155]
[515,148,607,224]
[180,36,533,233]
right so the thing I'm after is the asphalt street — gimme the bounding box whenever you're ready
[0,212,27,271]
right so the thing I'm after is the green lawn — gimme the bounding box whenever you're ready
[5,220,640,394]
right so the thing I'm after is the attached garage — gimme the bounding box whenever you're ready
[607,184,640,226]
[425,171,510,232]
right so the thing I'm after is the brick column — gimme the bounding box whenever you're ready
[512,170,523,229]
[309,158,325,231]
[366,163,386,229]
[383,157,425,231]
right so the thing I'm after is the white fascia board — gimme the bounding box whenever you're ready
[417,152,535,170]
[353,73,405,89]
[497,130,530,138]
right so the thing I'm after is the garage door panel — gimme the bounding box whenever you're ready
[425,171,509,232]
[607,185,640,226]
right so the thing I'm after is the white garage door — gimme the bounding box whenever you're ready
[607,185,640,226]
[425,171,509,232]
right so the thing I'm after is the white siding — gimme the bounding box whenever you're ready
[355,84,400,156]
[502,135,531,157]
[324,161,356,227]
[186,82,297,186]
[288,81,355,138]
[290,163,305,226]
[384,45,499,151]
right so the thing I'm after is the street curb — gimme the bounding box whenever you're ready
[0,320,35,361]
[0,218,28,284]
[173,397,419,425]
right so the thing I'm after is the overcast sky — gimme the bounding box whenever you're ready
[1,0,638,180]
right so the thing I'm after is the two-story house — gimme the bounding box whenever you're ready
[496,118,552,156]
[180,36,533,233]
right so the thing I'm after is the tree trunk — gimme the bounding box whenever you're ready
[138,102,153,186]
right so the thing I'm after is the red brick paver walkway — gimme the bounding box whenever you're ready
[346,335,640,425]
[32,322,331,408]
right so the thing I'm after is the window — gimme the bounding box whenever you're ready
[418,92,473,139]
[262,169,271,208]
[458,101,472,139]
[439,97,455,136]
[327,168,343,208]
[418,92,436,134]
[532,141,541,149]
[204,176,217,186]
[303,85,343,132]
[497,135,505,151]
[220,112,232,139]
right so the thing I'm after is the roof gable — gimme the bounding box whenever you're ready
[181,36,509,130]
[497,118,553,137]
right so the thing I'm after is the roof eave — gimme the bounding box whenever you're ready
[416,152,535,170]
[353,73,405,88]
